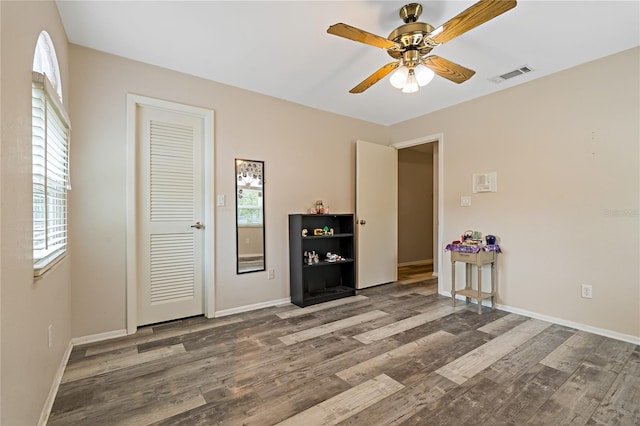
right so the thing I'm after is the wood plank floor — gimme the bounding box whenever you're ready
[49,280,640,425]
[398,263,433,284]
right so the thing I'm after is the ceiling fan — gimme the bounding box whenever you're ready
[327,0,517,94]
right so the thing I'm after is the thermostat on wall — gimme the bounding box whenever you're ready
[472,172,497,193]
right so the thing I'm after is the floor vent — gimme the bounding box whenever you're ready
[489,65,533,83]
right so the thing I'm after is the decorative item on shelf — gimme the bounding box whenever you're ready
[301,228,308,237]
[304,250,320,265]
[323,226,330,235]
[312,199,330,214]
[329,228,334,235]
[325,252,344,262]
[326,252,335,262]
[313,228,324,236]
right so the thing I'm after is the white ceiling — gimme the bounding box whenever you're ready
[56,1,640,126]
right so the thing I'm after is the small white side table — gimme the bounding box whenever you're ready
[450,249,498,314]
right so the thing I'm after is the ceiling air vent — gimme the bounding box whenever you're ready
[489,65,533,83]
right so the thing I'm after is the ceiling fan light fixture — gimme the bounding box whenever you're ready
[390,65,409,89]
[401,69,419,93]
[328,0,517,94]
[415,64,435,86]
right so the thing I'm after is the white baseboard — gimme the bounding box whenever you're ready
[215,297,291,317]
[496,303,640,345]
[38,340,73,426]
[439,290,640,345]
[398,259,433,267]
[71,329,127,346]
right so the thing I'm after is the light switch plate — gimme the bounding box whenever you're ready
[461,196,471,207]
[216,195,225,207]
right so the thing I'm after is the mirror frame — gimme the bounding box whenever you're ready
[235,159,266,274]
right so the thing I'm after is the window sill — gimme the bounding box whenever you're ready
[34,250,67,279]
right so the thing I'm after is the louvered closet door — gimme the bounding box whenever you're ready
[137,106,204,326]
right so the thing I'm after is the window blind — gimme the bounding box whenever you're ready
[32,71,70,274]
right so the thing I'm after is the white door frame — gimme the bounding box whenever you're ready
[126,94,215,334]
[392,132,444,293]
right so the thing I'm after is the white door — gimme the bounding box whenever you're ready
[356,140,398,289]
[136,105,204,326]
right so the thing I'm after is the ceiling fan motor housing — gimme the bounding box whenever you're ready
[387,22,435,60]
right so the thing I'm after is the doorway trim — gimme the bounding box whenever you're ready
[392,132,444,293]
[125,94,215,334]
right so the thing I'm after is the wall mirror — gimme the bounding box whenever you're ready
[235,159,265,274]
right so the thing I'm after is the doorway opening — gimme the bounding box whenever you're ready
[393,134,443,290]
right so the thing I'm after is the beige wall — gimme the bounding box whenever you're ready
[0,3,638,422]
[389,47,640,339]
[398,146,434,264]
[0,1,72,424]
[68,44,389,336]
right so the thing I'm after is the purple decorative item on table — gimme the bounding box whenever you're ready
[445,243,501,254]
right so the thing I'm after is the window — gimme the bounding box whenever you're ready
[32,32,70,276]
[237,187,263,226]
[33,31,62,98]
[236,159,264,227]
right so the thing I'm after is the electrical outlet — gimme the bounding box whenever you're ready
[48,324,53,349]
[581,284,593,299]
[268,269,275,280]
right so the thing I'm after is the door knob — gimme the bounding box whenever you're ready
[190,222,204,229]
[359,219,366,225]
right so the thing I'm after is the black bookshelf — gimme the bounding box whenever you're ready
[288,214,356,307]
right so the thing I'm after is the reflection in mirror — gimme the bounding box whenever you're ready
[236,159,265,274]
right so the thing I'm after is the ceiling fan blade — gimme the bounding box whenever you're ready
[349,62,400,94]
[327,23,402,51]
[429,0,517,45]
[422,56,476,84]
